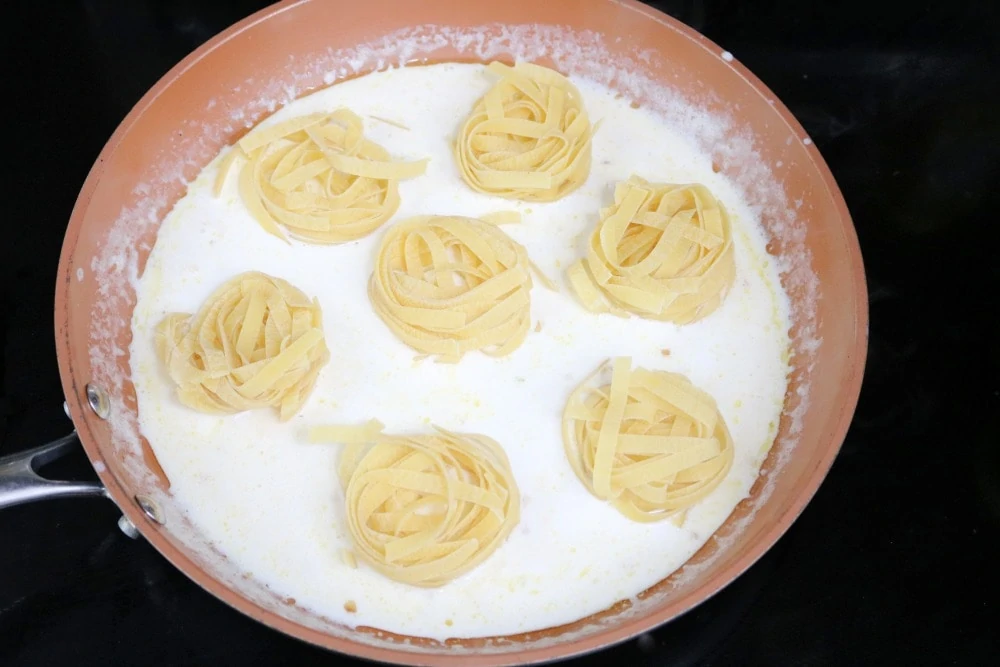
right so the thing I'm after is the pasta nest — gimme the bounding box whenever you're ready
[369,215,534,362]
[337,427,520,587]
[223,109,426,244]
[568,176,736,324]
[156,272,329,421]
[562,358,734,523]
[455,62,593,201]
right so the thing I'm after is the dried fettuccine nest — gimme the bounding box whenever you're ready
[455,61,593,201]
[218,108,427,244]
[156,272,329,420]
[308,422,520,587]
[563,357,734,523]
[369,215,537,362]
[568,176,736,324]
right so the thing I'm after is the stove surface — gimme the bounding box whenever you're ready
[2,1,997,665]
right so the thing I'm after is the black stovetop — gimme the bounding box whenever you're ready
[2,1,997,665]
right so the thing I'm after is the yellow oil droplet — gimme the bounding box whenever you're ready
[445,619,453,627]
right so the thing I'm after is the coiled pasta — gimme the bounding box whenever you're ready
[568,177,736,324]
[219,109,427,244]
[156,272,328,420]
[562,357,734,522]
[310,423,520,587]
[369,215,534,362]
[455,62,593,201]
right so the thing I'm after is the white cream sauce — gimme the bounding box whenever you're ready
[129,63,790,640]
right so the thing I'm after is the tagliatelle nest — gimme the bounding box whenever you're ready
[309,422,520,587]
[562,357,734,523]
[368,215,535,362]
[218,109,427,244]
[455,61,593,201]
[568,176,736,324]
[156,272,329,420]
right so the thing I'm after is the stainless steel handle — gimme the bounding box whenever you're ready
[0,432,109,509]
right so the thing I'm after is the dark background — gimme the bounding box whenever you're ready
[2,0,998,665]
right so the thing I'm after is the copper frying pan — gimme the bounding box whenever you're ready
[1,0,866,664]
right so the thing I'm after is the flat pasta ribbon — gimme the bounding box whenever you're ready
[568,176,736,324]
[311,424,520,587]
[562,357,734,523]
[369,215,535,362]
[156,272,329,421]
[219,109,427,244]
[455,61,593,201]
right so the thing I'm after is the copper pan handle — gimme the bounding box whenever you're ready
[0,432,110,509]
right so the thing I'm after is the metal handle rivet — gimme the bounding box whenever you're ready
[135,494,164,524]
[85,384,110,420]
